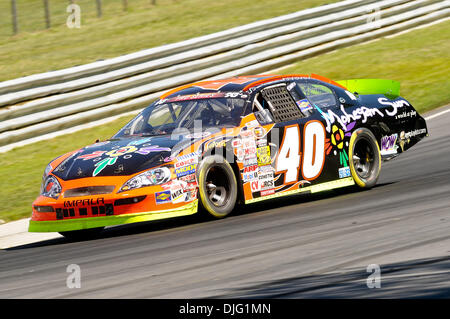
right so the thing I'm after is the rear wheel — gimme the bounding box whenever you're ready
[197,155,238,218]
[348,128,381,189]
[59,227,104,241]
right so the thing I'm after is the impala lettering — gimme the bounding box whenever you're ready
[64,198,105,207]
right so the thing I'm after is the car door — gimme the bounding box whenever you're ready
[251,79,347,199]
[294,79,353,183]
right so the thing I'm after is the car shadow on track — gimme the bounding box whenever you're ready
[6,182,395,251]
[213,255,450,298]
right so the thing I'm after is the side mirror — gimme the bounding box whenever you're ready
[337,91,358,107]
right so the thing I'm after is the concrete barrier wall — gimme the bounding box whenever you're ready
[0,0,448,149]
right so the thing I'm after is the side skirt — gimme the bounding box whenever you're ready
[245,177,355,204]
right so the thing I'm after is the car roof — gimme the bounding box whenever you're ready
[159,74,346,100]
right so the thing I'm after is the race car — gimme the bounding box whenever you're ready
[29,74,428,238]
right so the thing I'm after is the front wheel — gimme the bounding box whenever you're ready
[197,155,238,218]
[348,128,381,189]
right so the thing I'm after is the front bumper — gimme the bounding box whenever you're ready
[29,200,198,232]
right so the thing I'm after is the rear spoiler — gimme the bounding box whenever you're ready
[336,79,400,99]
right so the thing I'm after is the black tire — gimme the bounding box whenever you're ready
[348,128,381,189]
[59,227,104,241]
[196,155,238,218]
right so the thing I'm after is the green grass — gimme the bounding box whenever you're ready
[1,19,449,223]
[279,20,450,114]
[0,0,337,81]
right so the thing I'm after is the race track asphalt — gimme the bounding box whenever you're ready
[0,106,449,298]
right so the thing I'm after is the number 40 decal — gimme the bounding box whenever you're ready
[276,121,326,183]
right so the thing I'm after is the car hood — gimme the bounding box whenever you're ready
[51,135,193,181]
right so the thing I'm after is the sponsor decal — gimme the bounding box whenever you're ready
[224,92,242,98]
[378,98,410,116]
[256,139,267,147]
[245,149,257,159]
[257,146,271,166]
[316,104,383,133]
[243,165,258,182]
[178,173,197,184]
[404,128,426,139]
[395,110,417,120]
[243,164,258,173]
[296,99,313,112]
[186,132,211,139]
[64,198,105,208]
[231,138,242,148]
[338,166,351,179]
[184,189,198,202]
[184,182,198,191]
[398,129,427,152]
[235,148,245,161]
[253,126,266,139]
[250,180,260,192]
[175,164,197,178]
[245,120,259,129]
[241,138,257,160]
[242,138,256,148]
[259,164,274,172]
[243,157,258,166]
[240,129,254,138]
[381,134,398,155]
[261,189,275,196]
[171,185,185,204]
[167,93,225,103]
[205,139,227,151]
[176,151,201,162]
[175,157,197,169]
[243,172,258,182]
[155,191,171,204]
[258,170,274,190]
[166,178,196,194]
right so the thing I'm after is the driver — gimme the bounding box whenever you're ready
[200,108,215,126]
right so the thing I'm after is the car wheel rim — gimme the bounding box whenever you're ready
[205,166,230,207]
[352,138,375,179]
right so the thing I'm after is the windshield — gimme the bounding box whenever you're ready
[113,96,246,137]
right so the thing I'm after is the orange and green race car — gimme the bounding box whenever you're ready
[29,74,428,239]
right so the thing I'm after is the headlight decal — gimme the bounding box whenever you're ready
[119,167,172,192]
[41,175,62,199]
